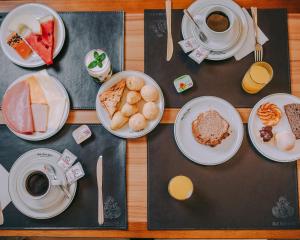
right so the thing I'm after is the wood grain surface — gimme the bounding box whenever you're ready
[0,0,300,238]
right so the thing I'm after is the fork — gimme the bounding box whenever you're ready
[251,7,263,62]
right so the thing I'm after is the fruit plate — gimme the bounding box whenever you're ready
[3,72,70,141]
[248,93,300,162]
[0,3,65,68]
[174,96,244,165]
[96,71,165,139]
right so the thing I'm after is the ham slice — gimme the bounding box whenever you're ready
[2,81,34,134]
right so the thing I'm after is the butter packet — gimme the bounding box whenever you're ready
[66,162,85,184]
[188,46,209,64]
[174,75,193,93]
[72,125,92,144]
[178,38,199,53]
[58,149,77,171]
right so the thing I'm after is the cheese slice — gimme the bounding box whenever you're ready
[31,103,48,132]
[27,76,47,104]
[35,70,67,132]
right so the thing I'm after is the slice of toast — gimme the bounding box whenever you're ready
[284,103,300,139]
[100,80,126,118]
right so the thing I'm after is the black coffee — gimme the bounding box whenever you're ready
[206,11,230,32]
[25,171,49,197]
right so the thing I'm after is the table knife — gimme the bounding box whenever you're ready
[97,155,104,225]
[0,201,3,225]
[165,0,173,61]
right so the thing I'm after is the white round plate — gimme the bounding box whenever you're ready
[96,71,165,139]
[181,0,248,61]
[0,3,65,68]
[174,96,244,165]
[248,93,300,162]
[3,72,70,141]
[9,148,77,219]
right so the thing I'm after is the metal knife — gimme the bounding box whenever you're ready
[165,0,173,61]
[97,155,104,225]
[0,201,4,225]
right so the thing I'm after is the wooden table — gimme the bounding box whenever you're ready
[0,0,300,238]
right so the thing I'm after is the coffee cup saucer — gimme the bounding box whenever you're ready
[9,148,77,219]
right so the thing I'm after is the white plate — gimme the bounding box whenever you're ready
[174,96,244,165]
[3,72,70,141]
[96,71,165,139]
[181,0,248,60]
[248,93,300,162]
[9,148,77,219]
[0,3,65,68]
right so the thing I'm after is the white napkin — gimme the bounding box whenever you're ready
[0,164,11,210]
[234,8,269,61]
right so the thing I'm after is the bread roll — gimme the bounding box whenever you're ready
[111,111,128,130]
[142,102,159,120]
[129,113,147,131]
[126,91,141,104]
[141,85,159,102]
[121,103,138,117]
[126,76,145,91]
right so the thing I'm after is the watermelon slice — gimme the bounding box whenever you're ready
[25,15,55,65]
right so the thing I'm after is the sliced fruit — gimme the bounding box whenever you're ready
[8,15,41,35]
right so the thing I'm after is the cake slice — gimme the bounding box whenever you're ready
[100,80,126,118]
[284,103,300,139]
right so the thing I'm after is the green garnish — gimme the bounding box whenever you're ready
[88,51,106,69]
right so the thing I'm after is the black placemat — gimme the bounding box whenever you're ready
[0,124,127,229]
[148,124,299,229]
[0,12,124,110]
[144,9,290,108]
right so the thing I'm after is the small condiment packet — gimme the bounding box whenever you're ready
[178,38,199,53]
[58,149,77,171]
[66,162,85,184]
[174,75,193,93]
[188,47,210,64]
[72,125,92,144]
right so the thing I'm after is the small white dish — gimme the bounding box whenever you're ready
[174,96,244,166]
[8,148,76,219]
[248,93,300,162]
[0,3,65,68]
[3,72,70,141]
[96,71,165,139]
[181,0,248,60]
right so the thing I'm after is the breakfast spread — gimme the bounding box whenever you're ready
[2,70,66,135]
[192,110,230,147]
[173,75,193,93]
[6,14,55,65]
[99,75,160,132]
[257,103,281,126]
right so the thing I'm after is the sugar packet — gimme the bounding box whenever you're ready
[66,162,85,184]
[188,47,210,64]
[58,149,77,171]
[178,38,199,53]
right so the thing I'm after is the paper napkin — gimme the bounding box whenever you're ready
[0,164,11,210]
[234,8,269,61]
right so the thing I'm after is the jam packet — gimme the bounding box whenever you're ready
[178,37,199,53]
[188,46,210,64]
[72,125,92,144]
[58,149,77,171]
[66,162,85,184]
[174,75,193,93]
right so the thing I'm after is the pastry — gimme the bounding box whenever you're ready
[142,102,159,120]
[141,85,159,102]
[192,110,230,147]
[126,76,145,91]
[129,113,147,131]
[110,111,128,130]
[100,80,126,118]
[275,131,296,151]
[284,103,300,139]
[257,103,282,126]
[121,103,138,117]
[126,91,141,105]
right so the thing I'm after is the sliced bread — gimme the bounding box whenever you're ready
[284,103,300,139]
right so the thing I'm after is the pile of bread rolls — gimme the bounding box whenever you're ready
[111,76,160,131]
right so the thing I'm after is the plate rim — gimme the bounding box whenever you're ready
[174,96,244,166]
[95,70,165,139]
[248,93,300,163]
[0,3,66,68]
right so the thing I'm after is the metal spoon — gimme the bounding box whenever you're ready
[44,164,71,199]
[184,9,208,43]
